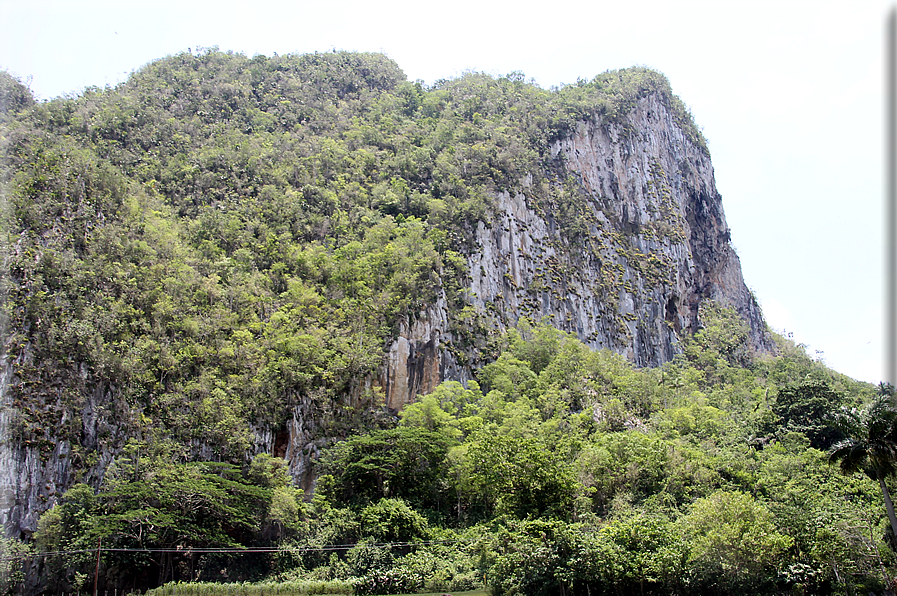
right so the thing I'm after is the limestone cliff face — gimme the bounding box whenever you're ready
[0,359,124,535]
[380,92,773,402]
[380,296,450,410]
[0,89,772,538]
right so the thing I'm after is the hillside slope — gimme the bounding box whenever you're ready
[0,50,770,537]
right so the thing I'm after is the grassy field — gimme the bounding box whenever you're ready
[143,583,489,596]
[387,591,489,596]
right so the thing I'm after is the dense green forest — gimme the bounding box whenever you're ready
[6,319,893,595]
[0,49,892,595]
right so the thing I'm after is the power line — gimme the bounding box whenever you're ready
[0,539,467,562]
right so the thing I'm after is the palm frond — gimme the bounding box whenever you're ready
[828,397,897,479]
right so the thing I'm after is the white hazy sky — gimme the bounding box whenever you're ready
[0,0,890,383]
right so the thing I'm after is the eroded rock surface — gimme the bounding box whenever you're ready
[380,93,772,407]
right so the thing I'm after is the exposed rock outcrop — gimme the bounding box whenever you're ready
[378,92,773,406]
[380,295,451,410]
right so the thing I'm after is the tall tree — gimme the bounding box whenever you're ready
[829,385,897,542]
[774,380,845,449]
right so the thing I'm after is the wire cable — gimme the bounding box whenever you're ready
[0,539,468,562]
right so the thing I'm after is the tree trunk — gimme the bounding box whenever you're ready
[878,474,897,544]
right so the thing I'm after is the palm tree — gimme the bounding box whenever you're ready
[829,385,897,541]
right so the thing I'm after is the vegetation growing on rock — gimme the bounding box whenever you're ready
[0,50,708,463]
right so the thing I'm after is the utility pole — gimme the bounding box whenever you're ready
[94,536,101,596]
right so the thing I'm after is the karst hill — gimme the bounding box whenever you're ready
[0,49,773,536]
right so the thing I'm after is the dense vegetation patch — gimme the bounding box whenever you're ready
[8,316,891,595]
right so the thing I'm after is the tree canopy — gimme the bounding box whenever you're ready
[6,319,887,595]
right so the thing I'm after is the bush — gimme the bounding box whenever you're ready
[353,567,421,596]
[360,498,430,542]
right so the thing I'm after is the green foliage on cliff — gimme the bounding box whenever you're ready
[0,50,708,462]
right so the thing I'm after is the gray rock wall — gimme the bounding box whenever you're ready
[379,92,772,404]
